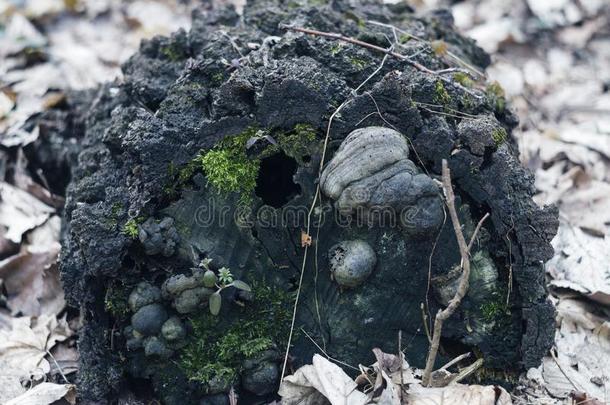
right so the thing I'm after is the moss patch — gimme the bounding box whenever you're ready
[349,57,367,69]
[160,44,186,62]
[479,292,508,322]
[399,33,411,44]
[123,217,143,239]
[104,282,130,318]
[276,124,318,163]
[491,127,508,146]
[198,131,260,204]
[486,81,506,113]
[167,125,318,203]
[434,80,451,105]
[453,72,474,88]
[179,283,294,390]
[105,202,124,229]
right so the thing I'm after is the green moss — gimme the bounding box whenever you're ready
[196,129,260,204]
[461,94,475,111]
[123,218,143,239]
[434,81,451,105]
[491,127,508,146]
[211,72,224,85]
[329,43,342,56]
[453,72,474,88]
[179,283,294,389]
[486,81,506,113]
[399,33,411,44]
[349,57,367,69]
[160,44,186,62]
[480,300,504,322]
[104,282,129,318]
[106,202,123,229]
[275,123,318,163]
[167,125,318,203]
[472,366,520,386]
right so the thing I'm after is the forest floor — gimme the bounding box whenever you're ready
[0,0,608,404]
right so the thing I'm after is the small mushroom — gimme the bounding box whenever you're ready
[328,240,377,288]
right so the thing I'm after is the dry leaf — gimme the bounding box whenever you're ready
[406,383,513,405]
[546,221,610,305]
[279,354,368,405]
[539,297,610,402]
[5,382,76,405]
[14,149,64,208]
[48,341,79,377]
[0,182,55,244]
[0,314,73,379]
[0,246,62,316]
[301,231,312,247]
[371,348,417,385]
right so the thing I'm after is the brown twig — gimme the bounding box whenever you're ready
[439,352,471,371]
[279,24,483,100]
[421,159,489,386]
[449,358,484,384]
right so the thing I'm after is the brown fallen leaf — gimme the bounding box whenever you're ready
[301,231,312,247]
[14,149,65,208]
[0,248,62,316]
[49,341,79,378]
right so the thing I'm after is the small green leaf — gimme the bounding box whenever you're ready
[230,280,251,292]
[218,267,234,284]
[202,270,218,288]
[209,292,222,316]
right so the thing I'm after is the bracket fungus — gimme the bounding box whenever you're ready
[320,127,443,237]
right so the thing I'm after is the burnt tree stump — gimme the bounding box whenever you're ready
[53,0,558,403]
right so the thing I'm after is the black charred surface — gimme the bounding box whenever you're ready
[55,0,558,403]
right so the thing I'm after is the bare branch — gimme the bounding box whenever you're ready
[468,212,490,252]
[422,159,489,386]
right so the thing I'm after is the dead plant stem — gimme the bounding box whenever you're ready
[422,160,488,386]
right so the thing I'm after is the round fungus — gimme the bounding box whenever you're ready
[161,316,187,342]
[144,336,174,359]
[138,217,180,257]
[131,303,169,336]
[128,281,162,313]
[328,240,377,288]
[242,361,280,396]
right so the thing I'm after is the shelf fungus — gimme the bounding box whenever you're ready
[320,127,443,237]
